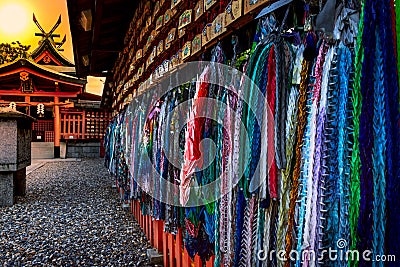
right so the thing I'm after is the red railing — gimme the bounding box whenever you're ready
[131,200,215,267]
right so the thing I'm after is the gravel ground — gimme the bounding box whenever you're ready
[0,159,153,267]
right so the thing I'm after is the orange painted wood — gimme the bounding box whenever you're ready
[82,112,86,138]
[183,247,192,267]
[168,233,175,267]
[140,214,146,231]
[146,216,150,240]
[146,216,150,239]
[143,215,146,231]
[0,68,85,88]
[134,201,137,219]
[175,228,183,267]
[136,202,140,221]
[153,220,163,251]
[206,256,215,267]
[54,96,60,147]
[194,255,202,266]
[163,225,169,267]
[0,90,80,97]
[149,218,154,245]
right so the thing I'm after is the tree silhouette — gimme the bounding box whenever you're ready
[0,41,31,65]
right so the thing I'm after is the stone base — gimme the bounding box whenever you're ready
[0,172,14,206]
[147,248,163,265]
[13,168,26,197]
[0,168,26,206]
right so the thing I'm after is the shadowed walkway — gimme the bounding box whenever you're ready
[0,159,152,266]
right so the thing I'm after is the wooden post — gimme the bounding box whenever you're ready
[54,82,60,158]
[206,255,215,267]
[25,96,30,116]
[163,225,169,267]
[82,111,86,139]
[194,255,202,266]
[175,228,183,267]
[183,247,192,267]
[168,233,175,267]
[153,220,163,251]
[149,217,154,245]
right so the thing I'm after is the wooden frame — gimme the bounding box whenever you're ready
[178,10,192,30]
[182,41,191,60]
[244,0,270,14]
[194,0,204,21]
[225,0,243,26]
[204,0,217,11]
[192,34,202,54]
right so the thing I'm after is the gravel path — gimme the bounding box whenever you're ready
[0,159,152,267]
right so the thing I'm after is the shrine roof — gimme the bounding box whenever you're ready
[0,58,86,86]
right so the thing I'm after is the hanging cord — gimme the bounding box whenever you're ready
[372,28,387,265]
[285,59,312,267]
[348,1,364,266]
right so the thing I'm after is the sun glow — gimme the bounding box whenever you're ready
[0,3,29,36]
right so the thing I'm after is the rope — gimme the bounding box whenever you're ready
[285,59,311,267]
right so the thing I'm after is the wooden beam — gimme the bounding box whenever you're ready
[90,0,104,73]
[54,83,61,158]
[0,90,80,98]
[0,67,85,87]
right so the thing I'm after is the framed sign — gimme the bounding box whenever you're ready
[171,0,181,9]
[192,34,202,54]
[157,40,164,55]
[153,1,160,17]
[156,15,164,30]
[178,28,186,38]
[244,0,269,14]
[182,41,191,60]
[178,10,192,29]
[225,0,243,25]
[136,49,143,59]
[205,0,217,11]
[166,28,176,43]
[195,1,204,21]
[164,9,172,24]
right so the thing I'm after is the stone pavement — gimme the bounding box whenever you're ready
[0,159,153,266]
[26,159,81,176]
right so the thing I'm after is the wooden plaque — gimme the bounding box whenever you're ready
[164,9,172,25]
[156,15,164,30]
[192,34,202,54]
[204,0,217,11]
[244,0,270,14]
[194,0,204,21]
[178,10,192,29]
[171,0,181,9]
[136,49,143,59]
[225,0,243,26]
[157,40,164,56]
[182,41,191,60]
[201,23,212,46]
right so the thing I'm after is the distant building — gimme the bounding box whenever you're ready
[0,15,111,158]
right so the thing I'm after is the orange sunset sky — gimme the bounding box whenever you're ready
[0,0,104,95]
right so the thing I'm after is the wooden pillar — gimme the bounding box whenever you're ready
[168,233,175,267]
[194,255,202,266]
[206,256,215,267]
[163,225,169,267]
[153,220,163,251]
[182,247,192,267]
[54,82,60,158]
[175,228,183,267]
[25,96,30,116]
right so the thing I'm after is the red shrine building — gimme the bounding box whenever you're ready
[0,15,111,158]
